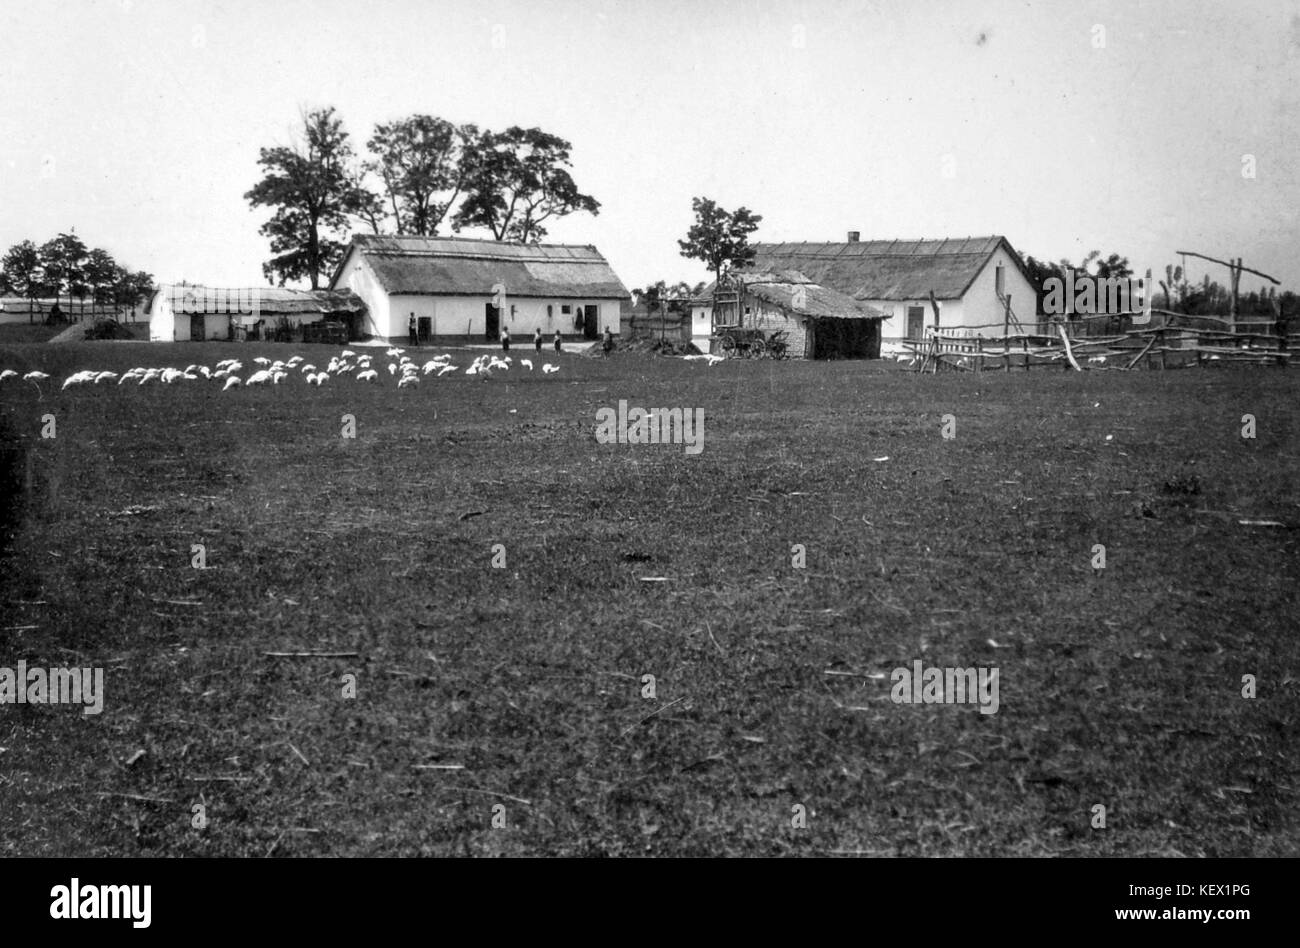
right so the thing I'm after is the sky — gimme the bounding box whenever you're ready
[1,0,1298,295]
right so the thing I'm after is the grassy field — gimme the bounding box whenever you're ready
[0,323,66,345]
[1,340,1297,857]
[0,319,149,345]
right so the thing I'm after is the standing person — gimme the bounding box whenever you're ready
[408,312,418,347]
[602,326,614,358]
[553,329,562,352]
[500,327,510,352]
[534,327,543,352]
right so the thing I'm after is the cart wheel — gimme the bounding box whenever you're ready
[749,338,767,359]
[719,335,736,356]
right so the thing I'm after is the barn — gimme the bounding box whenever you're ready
[748,234,1039,345]
[703,270,887,358]
[147,285,365,342]
[328,235,630,344]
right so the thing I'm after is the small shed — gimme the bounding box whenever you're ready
[705,270,887,359]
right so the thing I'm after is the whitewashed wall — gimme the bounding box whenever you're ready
[691,303,712,338]
[147,295,174,341]
[961,246,1039,335]
[866,299,961,343]
[381,295,622,340]
[335,250,390,338]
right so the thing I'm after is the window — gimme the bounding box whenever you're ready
[561,305,572,315]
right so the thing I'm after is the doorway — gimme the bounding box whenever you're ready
[189,315,204,342]
[582,304,599,340]
[906,306,925,341]
[485,303,500,341]
[418,316,432,344]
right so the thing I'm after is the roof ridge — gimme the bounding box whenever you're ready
[355,233,598,251]
[748,235,1022,302]
[754,234,1003,246]
[164,283,346,294]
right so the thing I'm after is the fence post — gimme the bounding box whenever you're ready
[1003,296,1011,372]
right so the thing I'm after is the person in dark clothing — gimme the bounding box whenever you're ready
[602,326,614,358]
[553,330,562,352]
[408,313,418,347]
[534,327,543,352]
[500,328,510,351]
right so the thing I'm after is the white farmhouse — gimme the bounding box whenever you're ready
[746,234,1040,344]
[329,235,630,344]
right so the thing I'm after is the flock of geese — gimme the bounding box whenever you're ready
[0,347,563,394]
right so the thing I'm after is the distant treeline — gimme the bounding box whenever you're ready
[0,232,155,323]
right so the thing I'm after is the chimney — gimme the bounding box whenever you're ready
[847,231,860,243]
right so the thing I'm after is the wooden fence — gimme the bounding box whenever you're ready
[900,313,1294,373]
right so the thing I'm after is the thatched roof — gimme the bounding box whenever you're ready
[700,271,886,320]
[337,235,630,300]
[743,279,886,321]
[154,285,364,316]
[749,236,1028,302]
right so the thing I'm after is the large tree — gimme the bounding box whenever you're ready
[82,247,119,320]
[39,232,88,320]
[677,197,763,290]
[453,126,600,243]
[245,107,366,288]
[1,240,48,324]
[367,116,479,236]
[1025,250,1134,315]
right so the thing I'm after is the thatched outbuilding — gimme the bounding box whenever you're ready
[701,270,887,359]
[147,285,365,342]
